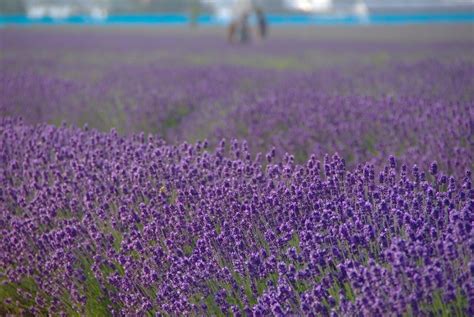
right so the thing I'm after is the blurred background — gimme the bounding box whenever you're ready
[1,0,473,25]
[1,0,473,176]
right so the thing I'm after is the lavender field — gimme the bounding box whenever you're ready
[0,25,473,316]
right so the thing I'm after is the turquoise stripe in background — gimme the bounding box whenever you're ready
[1,12,473,26]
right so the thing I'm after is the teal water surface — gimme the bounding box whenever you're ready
[1,11,473,26]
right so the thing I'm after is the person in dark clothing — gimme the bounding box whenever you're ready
[228,0,267,43]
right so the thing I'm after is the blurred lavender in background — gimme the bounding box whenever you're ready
[1,25,473,175]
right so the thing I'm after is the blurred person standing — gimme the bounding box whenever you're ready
[189,0,202,27]
[228,0,267,43]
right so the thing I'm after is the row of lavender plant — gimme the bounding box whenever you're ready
[1,117,472,315]
[220,60,473,176]
[2,60,472,176]
[1,30,473,177]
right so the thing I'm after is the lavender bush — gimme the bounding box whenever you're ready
[0,117,472,315]
[0,27,473,315]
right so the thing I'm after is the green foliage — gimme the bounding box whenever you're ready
[84,272,111,316]
[80,257,112,316]
[183,243,195,256]
[205,294,224,316]
[0,277,38,315]
[362,133,379,156]
[288,232,301,253]
[163,104,192,130]
[343,282,356,302]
